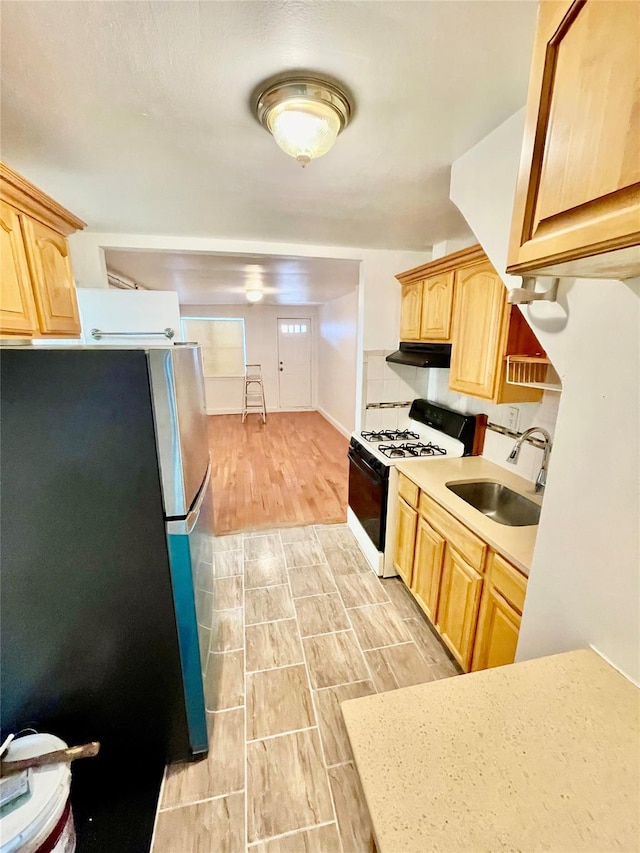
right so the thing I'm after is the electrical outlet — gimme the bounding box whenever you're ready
[506,406,520,432]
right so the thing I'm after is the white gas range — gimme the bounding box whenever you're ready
[347,400,480,577]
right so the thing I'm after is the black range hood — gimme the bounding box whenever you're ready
[386,342,451,369]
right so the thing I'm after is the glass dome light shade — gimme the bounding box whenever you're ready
[267,98,342,166]
[246,289,264,303]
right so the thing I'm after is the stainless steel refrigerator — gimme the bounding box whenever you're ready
[0,344,213,851]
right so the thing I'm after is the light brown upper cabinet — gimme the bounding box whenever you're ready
[396,245,545,403]
[0,163,85,338]
[507,0,640,280]
[449,261,505,400]
[399,281,423,341]
[0,200,39,336]
[449,258,545,404]
[21,217,81,335]
[396,249,469,343]
[420,272,455,341]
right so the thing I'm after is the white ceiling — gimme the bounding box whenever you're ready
[105,249,360,305]
[1,1,537,251]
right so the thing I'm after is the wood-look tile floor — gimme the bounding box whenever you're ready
[207,412,349,535]
[151,525,460,853]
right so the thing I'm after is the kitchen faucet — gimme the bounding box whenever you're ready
[506,427,552,493]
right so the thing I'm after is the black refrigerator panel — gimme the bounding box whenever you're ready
[0,349,191,764]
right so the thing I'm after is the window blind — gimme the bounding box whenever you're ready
[182,318,246,378]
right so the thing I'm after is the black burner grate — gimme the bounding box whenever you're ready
[378,441,447,459]
[361,429,419,443]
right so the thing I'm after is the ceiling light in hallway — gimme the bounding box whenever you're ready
[246,289,264,303]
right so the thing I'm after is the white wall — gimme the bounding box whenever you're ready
[180,303,318,415]
[450,110,640,683]
[317,290,359,436]
[360,249,432,352]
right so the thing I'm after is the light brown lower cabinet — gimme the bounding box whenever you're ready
[394,479,529,673]
[410,516,444,624]
[436,547,483,671]
[394,497,418,587]
[471,586,521,671]
[472,551,527,672]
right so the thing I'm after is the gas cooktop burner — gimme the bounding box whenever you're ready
[378,441,448,459]
[361,429,420,443]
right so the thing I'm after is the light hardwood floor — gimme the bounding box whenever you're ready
[151,524,460,853]
[208,412,349,535]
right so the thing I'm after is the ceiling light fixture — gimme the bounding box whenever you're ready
[246,289,264,303]
[254,75,353,168]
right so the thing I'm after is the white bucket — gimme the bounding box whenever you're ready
[0,734,76,853]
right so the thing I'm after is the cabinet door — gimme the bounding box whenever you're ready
[0,201,38,336]
[436,547,482,671]
[419,272,454,341]
[449,261,507,400]
[507,0,640,279]
[21,216,81,336]
[399,282,422,341]
[410,516,445,624]
[394,497,418,587]
[471,586,521,672]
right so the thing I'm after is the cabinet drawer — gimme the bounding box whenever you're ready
[398,472,419,508]
[419,493,487,570]
[487,552,527,614]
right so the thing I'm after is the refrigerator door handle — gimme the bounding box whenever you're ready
[166,465,211,535]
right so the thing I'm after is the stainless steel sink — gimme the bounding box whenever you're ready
[445,480,541,527]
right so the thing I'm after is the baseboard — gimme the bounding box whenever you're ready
[317,407,352,439]
[206,407,315,416]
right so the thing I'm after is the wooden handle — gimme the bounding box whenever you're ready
[0,741,100,777]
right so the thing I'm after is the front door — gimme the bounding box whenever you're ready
[277,319,311,408]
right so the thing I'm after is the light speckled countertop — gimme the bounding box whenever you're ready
[342,649,640,853]
[395,456,541,575]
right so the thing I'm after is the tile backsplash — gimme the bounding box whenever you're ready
[426,367,561,482]
[363,350,429,431]
[362,351,561,483]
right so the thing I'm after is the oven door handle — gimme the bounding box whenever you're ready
[348,449,384,484]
